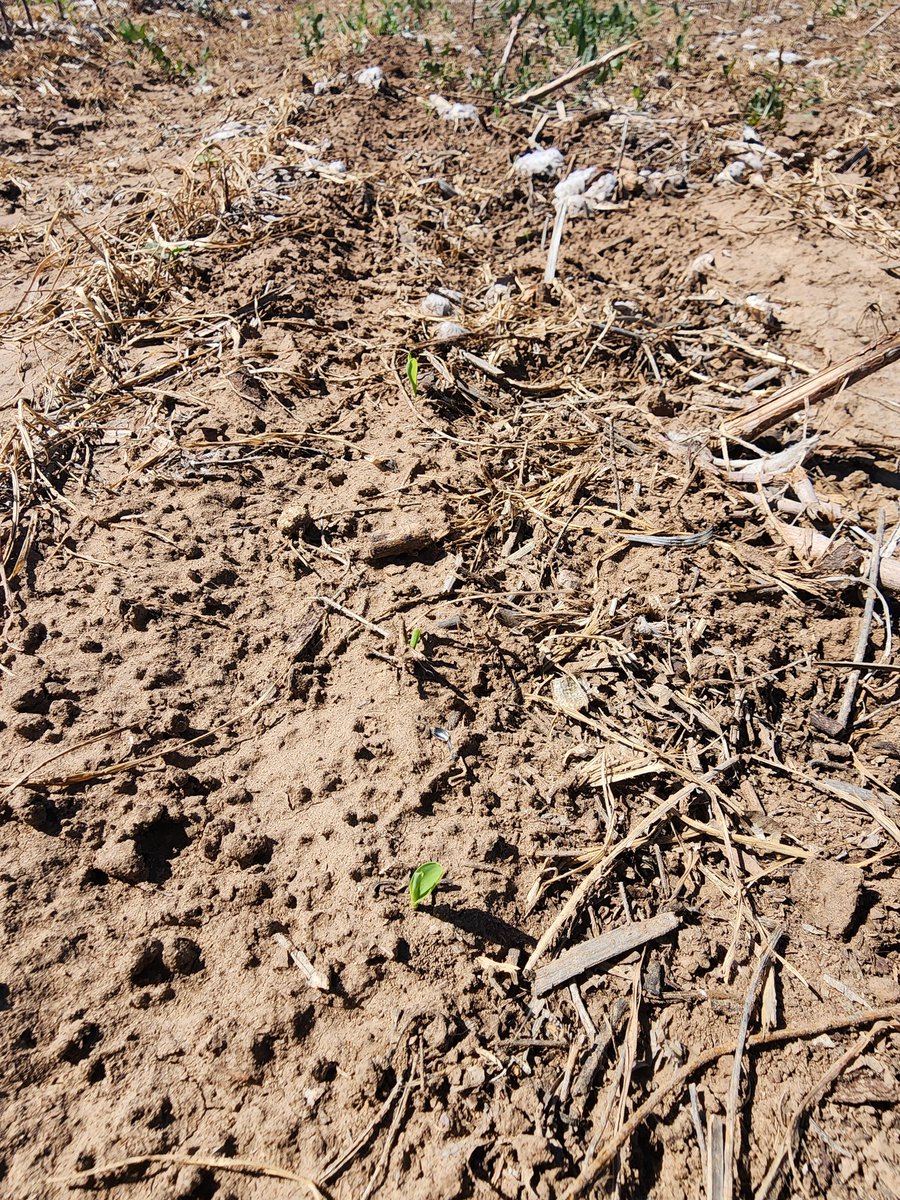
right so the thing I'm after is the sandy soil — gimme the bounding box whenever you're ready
[1,3,899,1198]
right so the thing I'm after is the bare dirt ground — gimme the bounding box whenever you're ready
[1,1,900,1197]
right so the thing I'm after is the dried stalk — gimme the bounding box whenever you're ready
[811,511,885,737]
[723,927,785,1200]
[724,329,900,442]
[510,42,640,106]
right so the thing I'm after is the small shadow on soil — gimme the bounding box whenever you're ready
[427,904,535,951]
[369,545,449,569]
[134,813,190,883]
[812,453,900,491]
[844,886,881,941]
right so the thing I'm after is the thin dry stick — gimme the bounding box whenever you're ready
[510,42,640,106]
[527,769,720,970]
[689,1084,707,1177]
[544,201,568,285]
[563,1005,900,1199]
[863,2,900,35]
[723,328,900,442]
[359,1076,414,1200]
[319,1071,406,1185]
[52,1152,324,1198]
[493,9,528,89]
[758,761,900,849]
[754,1024,885,1200]
[706,1116,726,1200]
[1,688,276,790]
[0,726,128,801]
[613,957,643,1142]
[316,595,390,639]
[813,511,885,737]
[722,926,785,1200]
[820,660,900,670]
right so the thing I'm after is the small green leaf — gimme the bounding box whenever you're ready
[409,627,423,651]
[409,861,443,908]
[406,352,419,396]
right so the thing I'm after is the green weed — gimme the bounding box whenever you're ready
[552,0,638,63]
[745,76,785,126]
[295,3,326,54]
[118,19,192,78]
[337,0,369,49]
[665,1,692,71]
[422,41,466,86]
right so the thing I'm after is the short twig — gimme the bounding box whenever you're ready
[811,510,885,736]
[359,1075,414,1200]
[723,926,785,1200]
[316,595,390,639]
[320,1070,406,1185]
[510,42,640,106]
[493,8,528,90]
[51,1153,324,1197]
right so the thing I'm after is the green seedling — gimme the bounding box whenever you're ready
[664,1,692,72]
[118,19,191,78]
[409,627,423,651]
[295,4,326,55]
[406,352,419,395]
[552,0,638,64]
[745,78,785,126]
[409,861,443,908]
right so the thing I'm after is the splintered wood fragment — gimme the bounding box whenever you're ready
[706,1116,726,1200]
[367,522,435,562]
[724,328,900,442]
[287,604,322,659]
[761,961,779,1032]
[273,933,329,991]
[571,996,629,1103]
[756,504,900,597]
[533,911,680,996]
[811,511,885,737]
[510,41,640,106]
[544,201,568,285]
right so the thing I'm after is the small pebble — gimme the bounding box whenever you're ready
[163,935,202,976]
[277,503,311,539]
[95,840,148,884]
[355,66,384,89]
[222,831,273,868]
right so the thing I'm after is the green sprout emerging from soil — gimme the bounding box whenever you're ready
[409,862,443,908]
[406,351,419,395]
